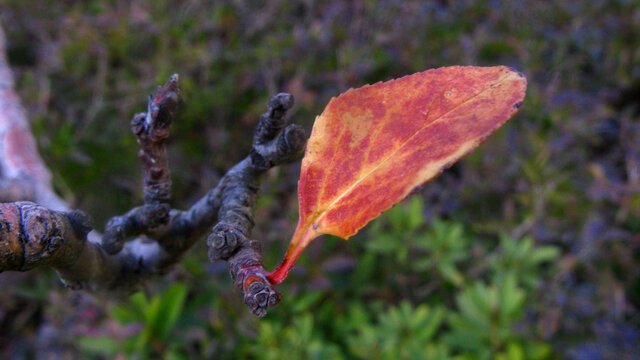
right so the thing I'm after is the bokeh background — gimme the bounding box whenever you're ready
[1,1,639,359]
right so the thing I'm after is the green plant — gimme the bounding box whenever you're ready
[445,274,551,360]
[250,314,344,360]
[245,197,558,360]
[489,235,560,290]
[80,283,189,359]
[413,218,471,286]
[365,196,426,263]
[346,301,449,360]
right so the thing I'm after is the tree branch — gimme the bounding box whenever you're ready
[206,93,306,317]
[101,75,180,255]
[0,29,306,314]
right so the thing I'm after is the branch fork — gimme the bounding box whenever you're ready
[0,57,306,316]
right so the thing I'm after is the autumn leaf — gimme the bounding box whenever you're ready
[267,66,527,285]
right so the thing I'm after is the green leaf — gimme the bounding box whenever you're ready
[420,306,446,340]
[406,197,425,229]
[155,283,189,339]
[77,336,118,356]
[498,274,525,321]
[145,294,162,327]
[524,342,553,360]
[291,291,325,313]
[530,246,560,264]
[506,342,524,360]
[456,288,490,331]
[129,291,149,317]
[112,305,138,323]
[438,261,465,286]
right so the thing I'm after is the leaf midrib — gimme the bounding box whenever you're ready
[314,73,513,224]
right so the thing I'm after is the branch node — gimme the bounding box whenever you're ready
[253,92,294,146]
[206,222,246,261]
[230,251,281,318]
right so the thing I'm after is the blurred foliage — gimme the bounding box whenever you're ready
[77,284,188,359]
[67,199,559,359]
[0,0,639,359]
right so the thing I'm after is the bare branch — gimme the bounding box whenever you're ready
[0,201,179,293]
[0,22,307,316]
[207,93,306,317]
[102,75,180,255]
[135,74,180,204]
[0,90,306,314]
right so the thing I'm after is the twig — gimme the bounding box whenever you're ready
[0,22,306,315]
[207,93,305,317]
[102,75,180,255]
[0,75,305,315]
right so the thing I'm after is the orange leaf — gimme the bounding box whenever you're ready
[267,66,527,285]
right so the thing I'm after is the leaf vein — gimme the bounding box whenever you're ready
[317,73,513,219]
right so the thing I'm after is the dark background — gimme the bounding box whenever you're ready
[0,1,639,359]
